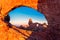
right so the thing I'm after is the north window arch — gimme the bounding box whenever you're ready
[4,6,48,28]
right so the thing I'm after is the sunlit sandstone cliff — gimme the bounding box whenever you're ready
[0,20,32,40]
[0,0,60,40]
[0,0,37,40]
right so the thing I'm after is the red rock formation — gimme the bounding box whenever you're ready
[0,0,60,40]
[38,0,60,40]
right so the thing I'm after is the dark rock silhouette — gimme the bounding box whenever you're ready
[18,25,26,29]
[4,15,12,28]
[28,18,33,25]
[28,22,45,31]
[4,15,10,23]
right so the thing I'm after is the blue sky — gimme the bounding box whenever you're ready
[9,6,48,26]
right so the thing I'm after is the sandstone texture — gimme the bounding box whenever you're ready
[0,0,60,40]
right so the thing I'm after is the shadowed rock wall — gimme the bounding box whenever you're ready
[38,0,60,40]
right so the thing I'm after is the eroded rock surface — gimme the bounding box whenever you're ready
[0,0,60,40]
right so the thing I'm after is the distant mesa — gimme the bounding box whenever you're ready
[18,18,47,31]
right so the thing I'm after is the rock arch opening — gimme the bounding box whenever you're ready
[4,6,48,29]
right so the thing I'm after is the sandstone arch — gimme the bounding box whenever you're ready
[0,0,60,40]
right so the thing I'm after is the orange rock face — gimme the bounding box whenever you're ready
[0,0,38,17]
[0,0,38,40]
